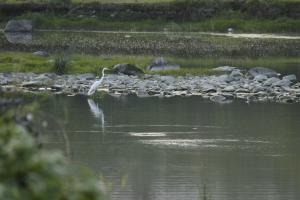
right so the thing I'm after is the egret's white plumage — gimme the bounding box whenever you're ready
[87,68,109,96]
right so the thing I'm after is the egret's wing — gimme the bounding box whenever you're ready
[87,80,102,96]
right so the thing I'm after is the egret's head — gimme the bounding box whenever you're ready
[101,67,110,74]
[102,67,109,72]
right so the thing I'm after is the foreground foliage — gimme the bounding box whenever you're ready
[0,114,107,200]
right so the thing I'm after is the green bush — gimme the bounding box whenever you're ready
[0,117,107,200]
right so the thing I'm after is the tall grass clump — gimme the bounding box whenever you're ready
[53,55,70,74]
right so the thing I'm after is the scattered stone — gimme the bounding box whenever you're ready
[283,74,297,83]
[200,84,217,93]
[210,95,232,104]
[33,51,49,57]
[222,86,235,92]
[272,79,292,87]
[254,74,268,82]
[51,85,64,91]
[248,67,280,78]
[78,73,96,80]
[263,77,281,86]
[229,70,244,81]
[21,81,43,87]
[212,66,236,72]
[1,72,300,104]
[4,20,33,32]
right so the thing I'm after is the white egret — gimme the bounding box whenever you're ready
[87,67,109,96]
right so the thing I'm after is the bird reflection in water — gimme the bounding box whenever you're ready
[87,99,105,133]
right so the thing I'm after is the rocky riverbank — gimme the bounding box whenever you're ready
[1,67,300,104]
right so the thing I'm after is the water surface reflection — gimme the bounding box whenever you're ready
[38,95,300,200]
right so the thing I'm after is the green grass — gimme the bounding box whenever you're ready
[0,51,299,76]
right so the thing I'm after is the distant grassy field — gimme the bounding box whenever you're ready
[1,0,299,33]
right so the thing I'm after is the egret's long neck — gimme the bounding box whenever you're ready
[102,69,106,77]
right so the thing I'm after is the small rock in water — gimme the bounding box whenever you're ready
[210,95,232,104]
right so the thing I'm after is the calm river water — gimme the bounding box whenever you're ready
[37,95,300,200]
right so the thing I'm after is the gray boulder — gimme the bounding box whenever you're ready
[148,57,180,71]
[77,73,96,80]
[253,74,268,82]
[113,64,144,76]
[212,66,236,72]
[210,95,232,104]
[282,74,297,83]
[263,77,281,86]
[4,20,33,32]
[33,51,49,57]
[200,84,217,93]
[216,74,232,83]
[248,67,280,78]
[222,85,235,92]
[21,81,43,88]
[229,70,243,81]
[272,79,292,87]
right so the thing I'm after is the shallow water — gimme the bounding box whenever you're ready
[36,95,300,200]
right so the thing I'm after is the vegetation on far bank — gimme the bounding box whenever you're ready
[0,51,299,76]
[11,13,300,34]
[0,0,300,33]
